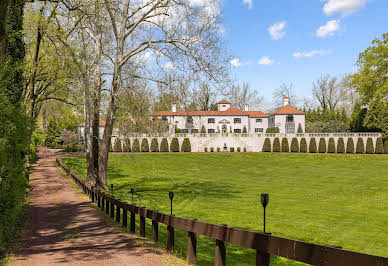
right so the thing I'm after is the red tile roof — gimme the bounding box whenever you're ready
[272,105,304,115]
[152,107,268,117]
[218,99,230,104]
[79,119,106,127]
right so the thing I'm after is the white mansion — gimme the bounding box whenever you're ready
[152,97,305,134]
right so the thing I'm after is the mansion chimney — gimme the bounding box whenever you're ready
[244,103,249,111]
[283,97,289,107]
[171,103,177,112]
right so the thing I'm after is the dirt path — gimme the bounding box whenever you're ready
[12,147,177,266]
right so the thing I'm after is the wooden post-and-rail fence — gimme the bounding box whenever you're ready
[56,157,388,266]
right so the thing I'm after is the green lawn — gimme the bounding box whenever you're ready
[62,153,388,265]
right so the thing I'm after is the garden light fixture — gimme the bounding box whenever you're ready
[111,184,114,198]
[130,188,134,203]
[260,193,269,233]
[169,192,174,215]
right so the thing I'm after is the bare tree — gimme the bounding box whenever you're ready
[312,74,344,111]
[273,82,296,108]
[227,82,262,110]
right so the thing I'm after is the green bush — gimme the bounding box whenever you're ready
[217,147,220,152]
[384,139,388,154]
[318,138,326,153]
[366,138,374,154]
[181,138,191,152]
[242,126,247,133]
[175,128,182,133]
[309,138,317,153]
[346,138,354,153]
[64,144,84,152]
[204,147,208,152]
[281,138,289,152]
[113,138,122,152]
[375,137,383,154]
[160,138,169,152]
[210,147,214,152]
[356,137,364,154]
[266,127,279,133]
[300,138,307,153]
[327,138,335,153]
[243,147,247,152]
[237,147,241,152]
[272,138,280,152]
[337,138,345,153]
[123,138,131,152]
[132,138,140,152]
[262,138,271,152]
[141,138,149,152]
[297,123,303,133]
[170,138,179,152]
[201,125,206,133]
[290,138,299,152]
[151,138,159,152]
[230,147,235,152]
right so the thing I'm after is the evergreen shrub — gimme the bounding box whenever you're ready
[272,138,280,152]
[356,137,364,154]
[327,138,335,153]
[141,138,149,152]
[281,138,289,152]
[262,138,271,152]
[318,138,326,153]
[337,138,345,153]
[346,138,354,153]
[375,137,383,154]
[366,138,374,154]
[290,138,299,152]
[309,138,317,153]
[170,138,179,152]
[132,138,140,152]
[113,138,122,152]
[151,138,159,152]
[160,138,169,152]
[123,138,131,152]
[300,138,307,153]
[181,138,191,152]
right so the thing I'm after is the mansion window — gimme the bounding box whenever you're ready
[181,129,188,133]
[256,118,262,123]
[187,116,193,124]
[191,129,199,133]
[234,129,241,133]
[234,118,241,124]
[255,128,264,133]
[162,116,167,121]
[208,118,215,124]
[286,115,294,122]
[208,129,215,133]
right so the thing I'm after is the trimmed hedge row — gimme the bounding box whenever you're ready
[110,137,191,153]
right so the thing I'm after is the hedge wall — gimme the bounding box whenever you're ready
[170,138,179,152]
[366,138,374,154]
[346,138,354,153]
[113,138,122,152]
[309,138,317,153]
[132,138,140,152]
[272,138,280,152]
[181,138,191,152]
[300,138,307,153]
[160,138,169,152]
[151,138,159,152]
[230,147,235,152]
[262,138,271,152]
[123,138,131,152]
[356,137,364,154]
[384,139,388,154]
[318,138,326,153]
[375,137,383,154]
[290,138,299,152]
[141,138,149,152]
[266,127,279,133]
[281,138,289,152]
[337,138,345,153]
[327,138,335,153]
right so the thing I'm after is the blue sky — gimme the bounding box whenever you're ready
[219,0,388,107]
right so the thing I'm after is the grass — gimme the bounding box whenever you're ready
[62,153,388,266]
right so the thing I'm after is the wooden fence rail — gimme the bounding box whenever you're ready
[56,157,388,266]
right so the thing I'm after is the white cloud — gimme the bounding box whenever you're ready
[230,58,251,67]
[268,21,287,40]
[258,56,275,65]
[162,61,174,69]
[293,50,332,58]
[316,20,340,38]
[322,0,371,16]
[243,0,253,10]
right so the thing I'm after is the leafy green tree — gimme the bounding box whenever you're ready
[200,125,206,133]
[170,138,179,152]
[309,138,317,153]
[290,138,299,152]
[375,137,383,154]
[151,138,159,152]
[318,138,326,153]
[141,138,149,152]
[160,138,169,152]
[328,138,335,153]
[337,138,345,153]
[262,138,271,152]
[356,138,364,154]
[281,138,289,152]
[272,138,280,152]
[297,123,303,133]
[300,138,307,153]
[113,138,122,152]
[366,138,374,154]
[346,138,354,153]
[132,138,140,152]
[181,138,191,152]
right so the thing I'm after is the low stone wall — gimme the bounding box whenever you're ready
[112,132,382,153]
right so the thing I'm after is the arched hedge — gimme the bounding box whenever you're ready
[132,138,140,152]
[366,138,374,154]
[160,138,169,152]
[181,138,191,152]
[300,138,307,153]
[290,138,299,152]
[318,138,326,153]
[281,138,289,152]
[327,138,335,153]
[309,138,317,153]
[151,138,159,152]
[123,138,131,152]
[141,138,149,152]
[375,137,383,154]
[170,138,179,152]
[337,138,345,153]
[356,137,364,154]
[346,138,354,153]
[113,138,122,152]
[272,138,280,152]
[262,138,271,152]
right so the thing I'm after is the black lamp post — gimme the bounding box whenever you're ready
[260,193,269,233]
[130,188,134,203]
[111,184,114,198]
[169,192,174,215]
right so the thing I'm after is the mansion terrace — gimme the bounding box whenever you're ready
[152,97,305,134]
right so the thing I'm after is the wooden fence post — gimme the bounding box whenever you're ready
[101,198,104,210]
[130,206,135,233]
[187,230,197,265]
[116,203,120,222]
[98,195,101,208]
[140,207,146,237]
[152,211,158,242]
[167,225,174,253]
[110,200,115,218]
[91,191,95,202]
[106,200,109,215]
[256,250,270,266]
[214,224,227,266]
[122,209,127,227]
